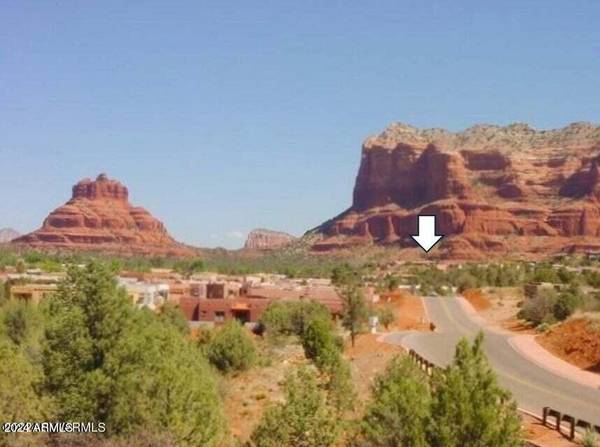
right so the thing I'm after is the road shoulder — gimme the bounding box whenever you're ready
[509,334,600,390]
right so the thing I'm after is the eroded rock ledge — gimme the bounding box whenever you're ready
[310,122,600,259]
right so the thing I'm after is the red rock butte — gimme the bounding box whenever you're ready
[310,122,600,259]
[244,228,297,250]
[13,173,194,256]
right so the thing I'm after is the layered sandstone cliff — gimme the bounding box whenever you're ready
[13,174,193,256]
[311,122,600,258]
[244,228,297,250]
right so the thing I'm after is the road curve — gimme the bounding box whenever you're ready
[383,296,600,425]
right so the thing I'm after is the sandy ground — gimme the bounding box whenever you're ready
[379,290,431,331]
[222,341,308,443]
[344,333,403,405]
[521,413,581,446]
[463,287,536,333]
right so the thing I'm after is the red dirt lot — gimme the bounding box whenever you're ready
[345,333,403,404]
[462,288,492,311]
[536,317,600,373]
[379,291,431,331]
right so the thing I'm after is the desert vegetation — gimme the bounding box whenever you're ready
[0,260,527,446]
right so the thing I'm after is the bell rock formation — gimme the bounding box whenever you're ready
[13,174,193,256]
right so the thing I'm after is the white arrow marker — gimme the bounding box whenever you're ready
[411,215,443,252]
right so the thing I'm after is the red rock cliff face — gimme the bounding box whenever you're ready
[13,174,193,256]
[311,122,600,258]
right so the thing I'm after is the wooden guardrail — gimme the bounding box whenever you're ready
[408,348,437,377]
[407,349,600,442]
[542,406,600,441]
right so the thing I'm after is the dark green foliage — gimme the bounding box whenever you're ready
[301,317,341,370]
[158,302,189,335]
[41,262,226,446]
[1,300,30,345]
[455,272,479,293]
[0,339,54,429]
[174,257,205,278]
[206,319,256,373]
[341,286,368,347]
[259,300,331,339]
[250,366,341,447]
[518,288,583,325]
[429,333,522,447]
[331,263,363,287]
[376,305,395,330]
[382,273,400,291]
[357,356,430,447]
[553,292,580,321]
[107,312,227,445]
[517,289,558,326]
[324,356,355,413]
[0,245,368,278]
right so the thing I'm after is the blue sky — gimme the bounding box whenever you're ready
[1,1,599,248]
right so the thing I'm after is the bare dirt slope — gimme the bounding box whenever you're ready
[537,316,600,373]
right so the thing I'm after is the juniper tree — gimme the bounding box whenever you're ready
[341,286,368,347]
[357,356,430,447]
[250,366,340,447]
[42,262,226,446]
[428,332,522,447]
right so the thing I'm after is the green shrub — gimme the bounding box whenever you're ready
[583,428,599,447]
[259,301,331,339]
[518,291,557,325]
[552,292,580,321]
[376,305,395,330]
[358,356,430,447]
[206,320,256,373]
[429,333,522,447]
[301,317,341,371]
[250,366,341,446]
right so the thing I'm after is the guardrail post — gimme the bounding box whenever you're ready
[549,409,561,431]
[576,419,591,433]
[542,407,549,426]
[561,414,575,440]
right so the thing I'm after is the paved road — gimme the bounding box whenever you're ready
[384,296,600,425]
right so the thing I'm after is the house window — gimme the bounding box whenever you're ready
[215,311,225,323]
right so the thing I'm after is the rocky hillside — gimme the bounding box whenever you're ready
[310,122,600,259]
[244,228,297,250]
[13,174,193,256]
[0,228,20,243]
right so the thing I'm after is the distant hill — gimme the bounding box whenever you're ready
[0,228,20,243]
[244,228,297,250]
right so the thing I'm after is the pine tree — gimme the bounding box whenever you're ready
[42,262,226,446]
[341,286,368,347]
[250,366,340,447]
[358,356,430,447]
[429,332,522,447]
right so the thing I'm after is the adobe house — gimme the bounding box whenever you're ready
[179,297,270,324]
